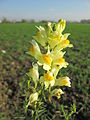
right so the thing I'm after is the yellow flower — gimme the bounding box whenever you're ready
[44,73,54,81]
[29,40,52,71]
[51,88,64,99]
[38,53,52,71]
[51,57,68,77]
[63,39,70,44]
[55,77,71,87]
[33,19,67,49]
[26,18,73,109]
[37,31,40,36]
[33,26,47,47]
[30,45,34,53]
[47,19,66,48]
[28,92,38,105]
[42,54,51,66]
[53,58,68,67]
[29,64,39,83]
[50,50,65,60]
[40,72,55,89]
[56,19,66,33]
[29,40,42,59]
[61,33,70,41]
[54,39,73,51]
[55,58,65,64]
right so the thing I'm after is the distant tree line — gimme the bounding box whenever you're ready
[1,17,9,23]
[0,17,36,23]
[0,17,90,24]
[80,19,90,23]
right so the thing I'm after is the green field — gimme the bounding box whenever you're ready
[0,23,90,120]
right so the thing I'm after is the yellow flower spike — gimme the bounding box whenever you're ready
[26,19,73,114]
[51,88,64,99]
[55,77,71,87]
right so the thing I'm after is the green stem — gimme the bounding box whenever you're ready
[35,82,37,89]
[49,86,51,93]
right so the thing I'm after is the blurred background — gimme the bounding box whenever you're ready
[0,0,90,119]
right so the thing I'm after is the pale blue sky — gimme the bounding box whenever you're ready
[0,0,90,21]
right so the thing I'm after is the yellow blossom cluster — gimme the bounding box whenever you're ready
[28,19,73,105]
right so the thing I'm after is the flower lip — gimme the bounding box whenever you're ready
[44,73,54,81]
[63,77,71,87]
[30,45,34,53]
[55,77,71,87]
[42,54,51,66]
[56,58,65,63]
[37,31,40,36]
[63,39,70,44]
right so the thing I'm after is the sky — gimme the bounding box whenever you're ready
[0,0,90,21]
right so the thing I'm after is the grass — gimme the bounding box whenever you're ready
[0,22,90,120]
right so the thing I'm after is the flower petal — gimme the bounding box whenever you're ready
[29,64,39,83]
[55,77,71,87]
[51,88,64,99]
[29,92,38,105]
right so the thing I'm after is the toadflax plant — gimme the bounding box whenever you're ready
[24,19,73,119]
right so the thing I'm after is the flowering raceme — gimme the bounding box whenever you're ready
[26,19,73,108]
